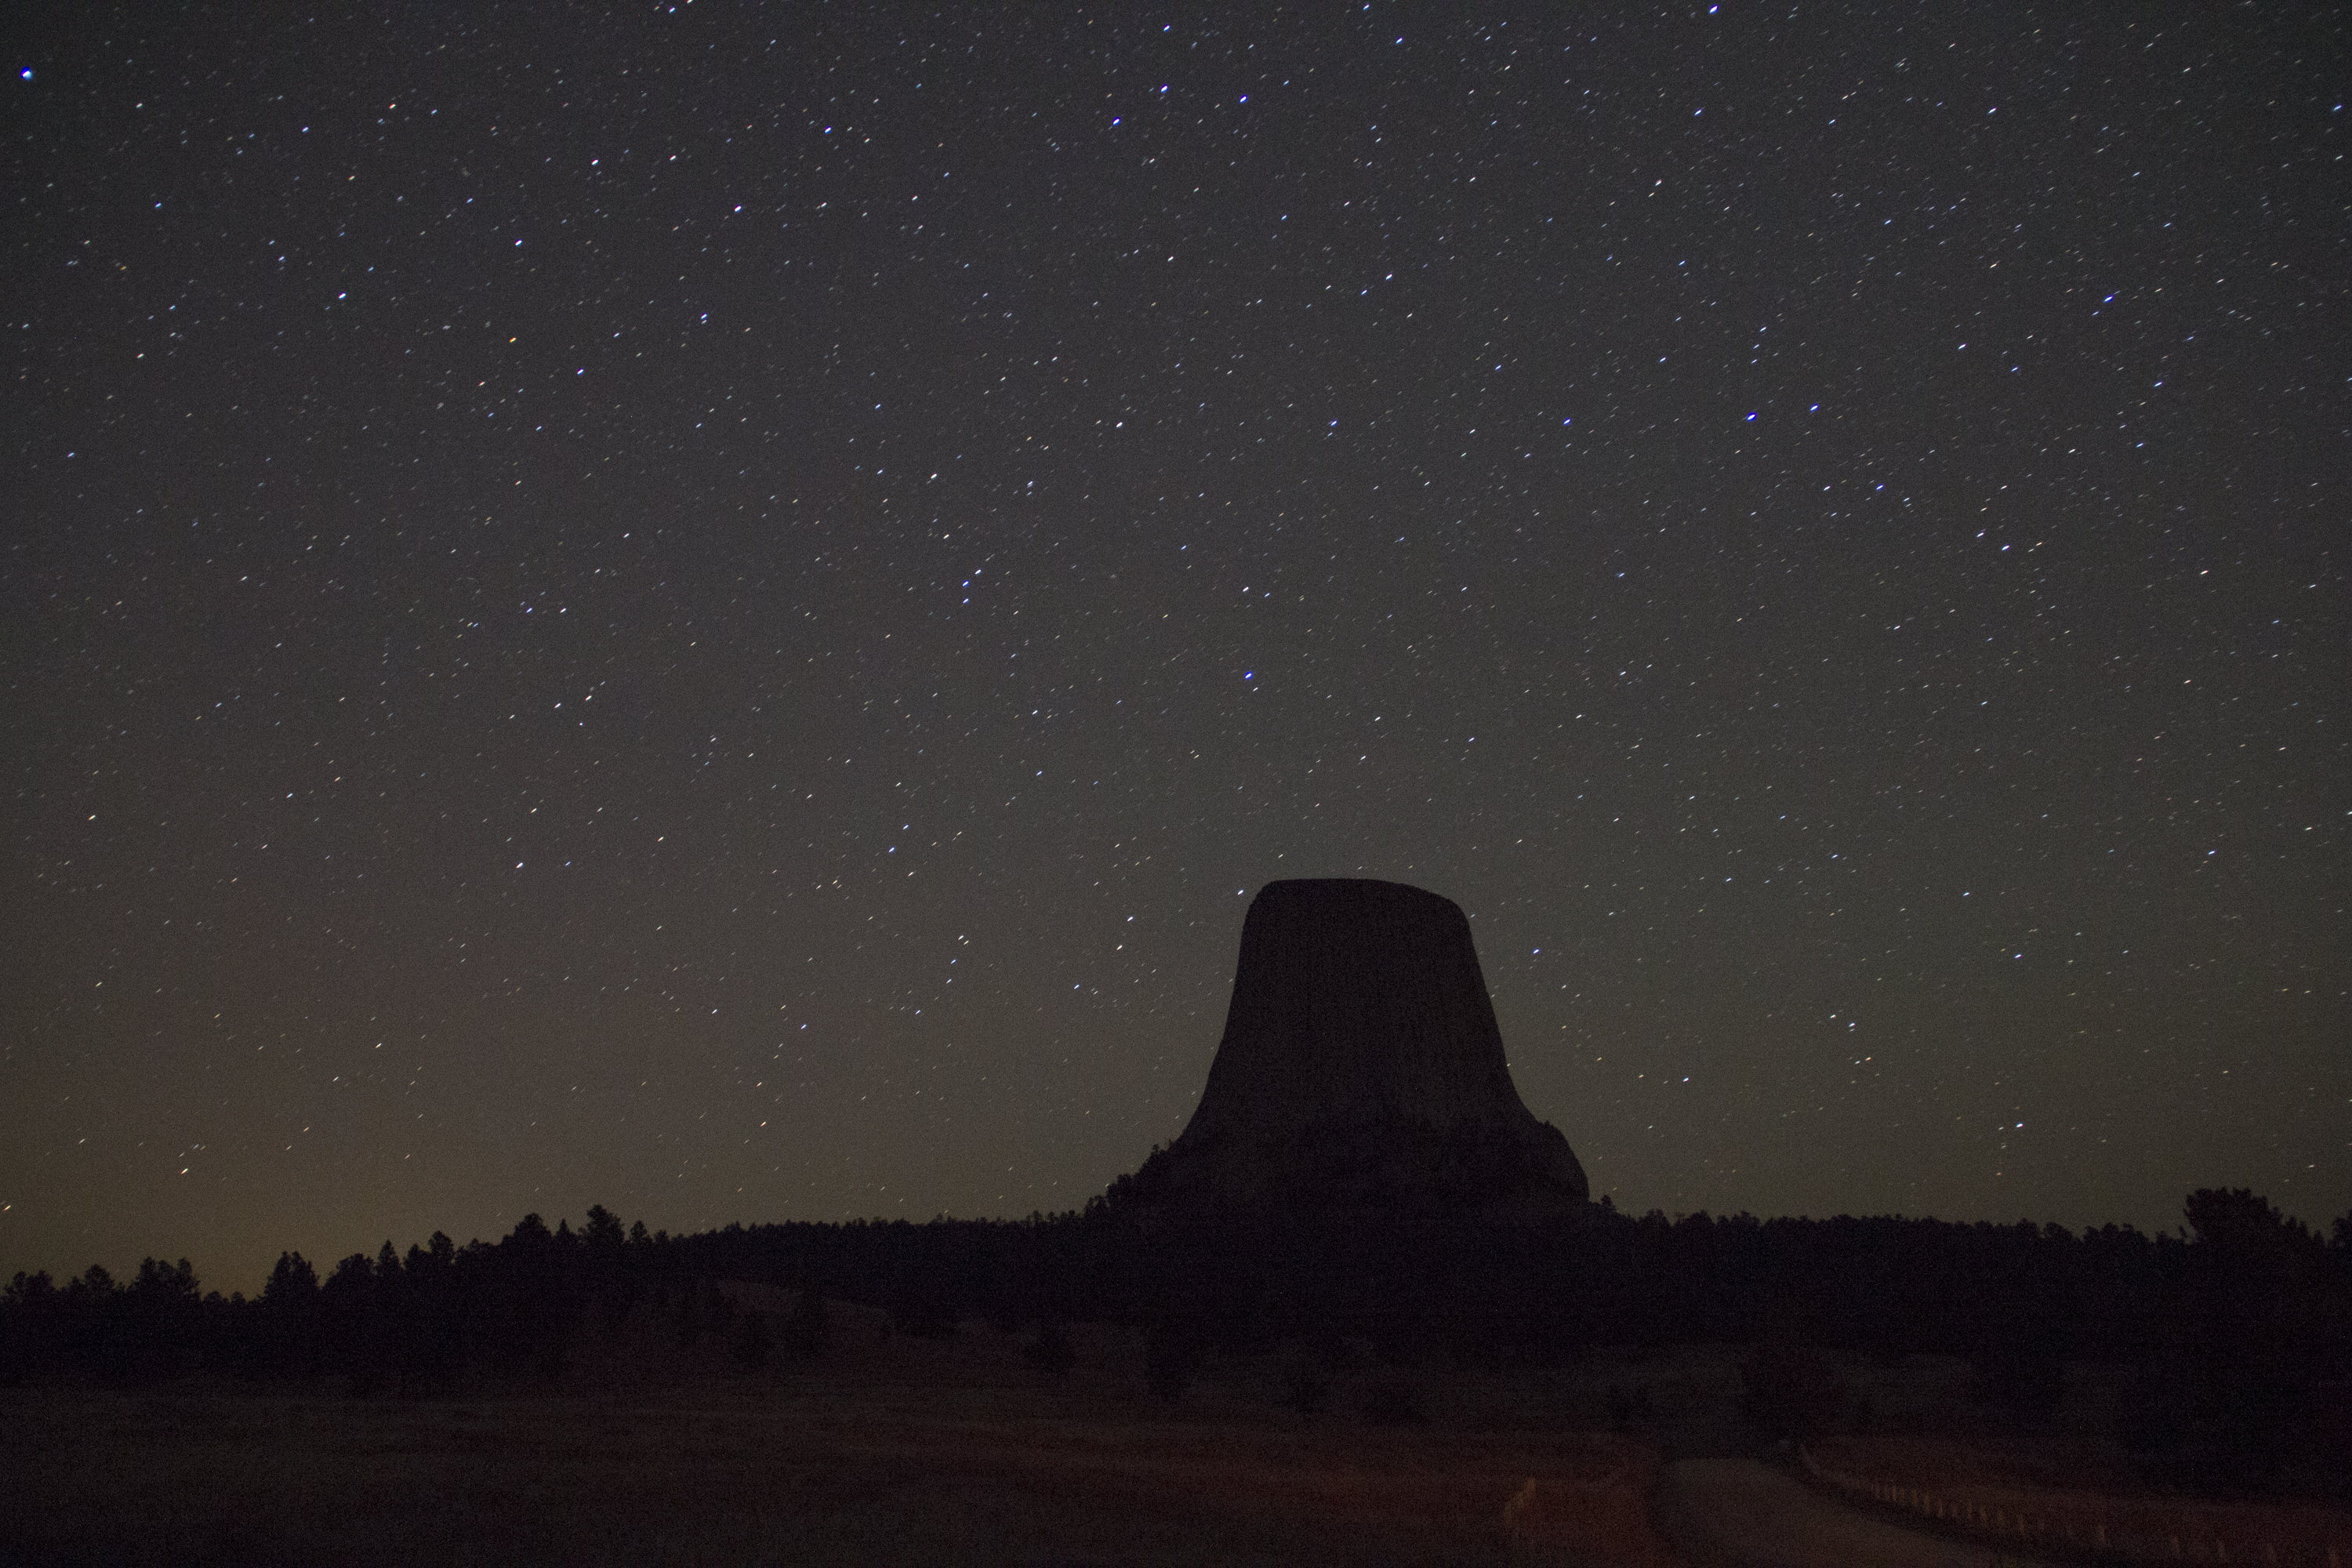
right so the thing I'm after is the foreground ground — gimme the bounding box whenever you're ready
[2,1385,2084,1567]
[1,1298,2339,1565]
[0,1385,1584,1564]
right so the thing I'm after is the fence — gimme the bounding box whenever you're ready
[1799,1444,2350,1567]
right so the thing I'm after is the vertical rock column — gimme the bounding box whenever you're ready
[1116,879,1589,1218]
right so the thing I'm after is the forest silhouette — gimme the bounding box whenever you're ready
[5,1188,2347,1500]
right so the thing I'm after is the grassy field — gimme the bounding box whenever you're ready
[0,1385,1669,1565]
[0,1296,1674,1566]
[7,1294,2340,1566]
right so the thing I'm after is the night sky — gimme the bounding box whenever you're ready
[7,6,2346,1295]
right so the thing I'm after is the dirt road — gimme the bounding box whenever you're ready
[1661,1457,2072,1568]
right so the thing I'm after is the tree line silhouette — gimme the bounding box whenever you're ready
[5,1188,2345,1492]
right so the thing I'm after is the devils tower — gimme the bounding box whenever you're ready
[1109,878,1589,1220]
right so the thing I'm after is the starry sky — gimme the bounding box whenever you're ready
[6,5,2346,1294]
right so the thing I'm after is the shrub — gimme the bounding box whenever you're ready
[1360,1378,1425,1425]
[1279,1359,1330,1415]
[782,1290,830,1361]
[1145,1324,1201,1402]
[1022,1321,1076,1381]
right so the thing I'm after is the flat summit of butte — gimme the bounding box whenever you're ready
[1109,878,1591,1221]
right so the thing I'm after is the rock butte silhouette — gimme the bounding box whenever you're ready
[1110,878,1592,1221]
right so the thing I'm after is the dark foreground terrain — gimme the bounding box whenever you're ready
[0,1296,1651,1566]
[2,1295,1671,1568]
[7,1191,2346,1563]
[4,1297,2345,1567]
[2,1382,1628,1566]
